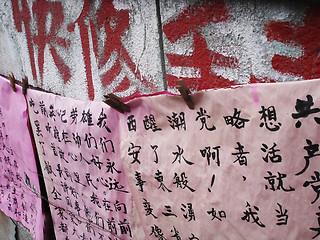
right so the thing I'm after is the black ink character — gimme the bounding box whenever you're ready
[28,98,39,114]
[58,222,68,233]
[114,200,127,214]
[292,95,320,128]
[53,126,61,142]
[232,142,249,166]
[303,171,320,204]
[135,171,146,192]
[105,159,121,174]
[34,120,43,137]
[151,145,159,163]
[296,139,320,176]
[58,109,67,123]
[170,226,181,240]
[127,115,136,131]
[48,104,56,120]
[39,101,48,117]
[196,107,216,131]
[167,112,186,130]
[264,171,295,192]
[102,198,113,212]
[181,203,195,221]
[162,205,177,217]
[241,202,265,228]
[143,198,157,219]
[200,146,220,166]
[118,219,132,237]
[100,137,114,153]
[72,132,81,148]
[90,155,103,170]
[55,206,67,220]
[99,177,129,193]
[310,206,320,239]
[261,143,282,163]
[51,186,61,200]
[45,122,51,133]
[173,172,195,192]
[259,106,281,131]
[56,164,67,180]
[224,108,250,129]
[150,224,167,240]
[275,203,288,226]
[90,192,101,208]
[144,114,162,132]
[188,233,199,240]
[85,173,97,190]
[155,170,172,193]
[128,142,141,164]
[84,133,98,149]
[207,208,226,221]
[70,107,78,125]
[106,217,117,235]
[172,145,194,165]
[97,108,111,132]
[44,161,56,176]
[80,109,94,126]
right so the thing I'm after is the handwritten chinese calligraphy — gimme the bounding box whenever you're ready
[119,79,320,239]
[0,76,43,240]
[27,88,134,239]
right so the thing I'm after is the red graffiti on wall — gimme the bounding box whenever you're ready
[11,0,37,82]
[264,5,320,80]
[11,0,71,85]
[67,0,95,100]
[11,0,155,100]
[32,0,71,83]
[163,0,239,91]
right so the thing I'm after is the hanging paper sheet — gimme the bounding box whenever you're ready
[27,89,143,240]
[0,76,44,240]
[119,79,320,239]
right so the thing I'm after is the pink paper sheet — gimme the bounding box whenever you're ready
[27,89,141,239]
[0,76,43,240]
[119,79,320,239]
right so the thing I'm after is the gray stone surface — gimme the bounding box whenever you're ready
[0,210,16,240]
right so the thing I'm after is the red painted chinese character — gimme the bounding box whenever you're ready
[11,0,37,81]
[32,0,71,84]
[94,1,156,94]
[11,0,71,85]
[163,0,238,90]
[264,5,320,80]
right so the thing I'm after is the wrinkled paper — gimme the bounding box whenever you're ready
[28,78,320,239]
[0,76,43,240]
[27,89,142,240]
[119,79,320,239]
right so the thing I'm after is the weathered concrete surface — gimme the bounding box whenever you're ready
[0,0,163,101]
[1,0,319,100]
[0,210,16,240]
[161,0,320,92]
[0,1,320,239]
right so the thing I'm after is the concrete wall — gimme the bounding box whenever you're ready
[1,0,319,102]
[0,0,320,238]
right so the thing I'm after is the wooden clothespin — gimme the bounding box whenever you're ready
[177,79,194,109]
[9,73,16,92]
[22,76,28,95]
[103,93,130,114]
